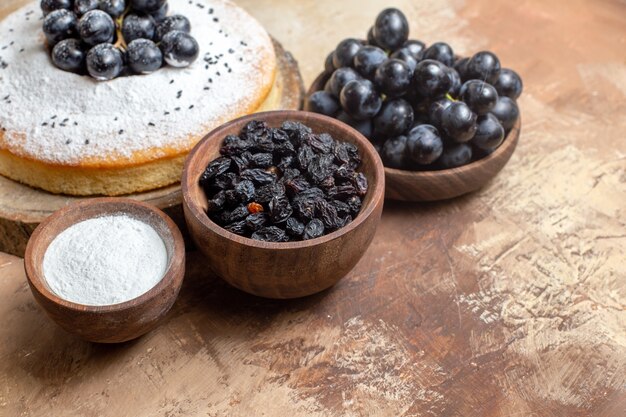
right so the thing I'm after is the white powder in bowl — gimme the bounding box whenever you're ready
[42,215,168,306]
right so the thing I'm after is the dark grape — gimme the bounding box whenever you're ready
[339,79,382,120]
[336,111,373,138]
[446,67,462,97]
[160,30,199,67]
[149,2,168,22]
[413,59,451,98]
[122,14,156,43]
[441,101,478,143]
[422,42,454,66]
[454,56,469,80]
[130,0,166,13]
[427,97,453,129]
[155,15,191,41]
[381,135,408,169]
[332,38,362,68]
[305,91,340,117]
[406,124,443,165]
[373,98,414,137]
[126,39,163,74]
[353,45,388,79]
[439,143,472,168]
[465,51,501,84]
[472,113,505,151]
[390,48,418,72]
[99,0,125,18]
[325,67,361,98]
[373,8,409,51]
[374,59,412,97]
[490,96,519,132]
[40,0,72,16]
[460,80,498,115]
[78,10,115,46]
[74,0,99,16]
[86,43,123,80]
[324,52,335,74]
[43,9,78,45]
[51,38,85,73]
[494,68,523,100]
[402,40,426,60]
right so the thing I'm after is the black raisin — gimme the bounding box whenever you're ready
[297,145,316,170]
[234,179,255,203]
[245,213,268,231]
[282,168,301,181]
[303,219,324,240]
[252,226,289,242]
[199,156,231,186]
[352,172,368,196]
[347,195,362,216]
[309,133,334,154]
[330,185,358,200]
[228,205,250,223]
[212,172,237,190]
[254,182,286,203]
[284,177,311,197]
[241,120,269,140]
[241,168,277,185]
[285,217,305,237]
[277,156,294,171]
[330,200,351,218]
[269,195,293,224]
[220,139,252,156]
[249,153,273,168]
[206,190,226,212]
[224,220,247,235]
[307,154,335,185]
[315,200,342,229]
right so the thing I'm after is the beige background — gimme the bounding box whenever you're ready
[1,0,625,416]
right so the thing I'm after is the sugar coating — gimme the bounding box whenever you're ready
[42,214,168,306]
[0,0,275,165]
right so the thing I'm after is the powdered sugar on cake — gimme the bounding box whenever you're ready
[0,0,276,165]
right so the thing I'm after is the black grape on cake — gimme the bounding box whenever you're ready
[306,8,523,171]
[40,0,200,80]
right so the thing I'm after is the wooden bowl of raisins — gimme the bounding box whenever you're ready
[182,110,385,299]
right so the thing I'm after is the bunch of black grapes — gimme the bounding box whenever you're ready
[41,0,199,81]
[306,8,523,170]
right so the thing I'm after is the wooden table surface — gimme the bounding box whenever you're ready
[1,0,625,416]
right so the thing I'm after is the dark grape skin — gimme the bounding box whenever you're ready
[406,124,444,165]
[422,42,455,67]
[427,97,453,129]
[126,38,163,74]
[99,0,126,18]
[78,10,115,46]
[86,43,124,81]
[373,98,414,137]
[447,67,462,97]
[441,101,478,143]
[74,0,99,16]
[465,51,501,84]
[40,0,72,16]
[439,143,472,169]
[339,79,383,121]
[42,9,78,45]
[122,14,156,43]
[460,80,499,115]
[332,38,363,68]
[366,27,380,48]
[454,56,469,80]
[490,96,519,132]
[130,0,166,13]
[374,59,412,98]
[353,45,388,79]
[337,111,373,138]
[494,68,523,100]
[390,48,417,72]
[305,91,341,117]
[325,67,361,98]
[155,15,191,42]
[51,38,85,73]
[324,52,335,75]
[373,8,409,51]
[472,113,505,151]
[149,1,169,22]
[413,59,451,98]
[402,40,426,60]
[381,135,409,169]
[160,30,199,68]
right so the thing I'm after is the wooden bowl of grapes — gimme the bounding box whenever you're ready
[307,72,521,202]
[182,110,385,299]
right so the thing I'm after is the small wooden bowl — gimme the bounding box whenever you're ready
[182,110,385,299]
[307,73,521,201]
[24,198,185,343]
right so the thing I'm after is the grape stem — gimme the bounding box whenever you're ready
[445,93,457,102]
[113,5,132,51]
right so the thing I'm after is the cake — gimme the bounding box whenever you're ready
[0,0,279,196]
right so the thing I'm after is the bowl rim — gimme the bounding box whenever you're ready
[307,72,521,177]
[24,197,185,313]
[181,110,385,250]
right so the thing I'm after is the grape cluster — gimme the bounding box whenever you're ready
[40,0,199,81]
[306,8,523,170]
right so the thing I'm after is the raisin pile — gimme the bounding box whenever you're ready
[199,120,369,242]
